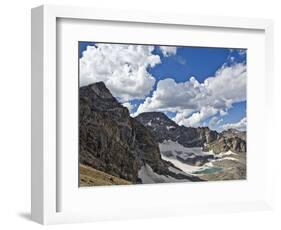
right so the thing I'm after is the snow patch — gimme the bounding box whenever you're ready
[159,140,239,175]
[159,140,213,174]
[215,156,239,162]
[138,164,189,183]
[168,166,192,177]
[161,154,203,174]
[158,140,242,177]
[217,150,238,157]
[147,120,152,126]
[159,140,212,156]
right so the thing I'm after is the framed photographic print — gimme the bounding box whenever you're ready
[31,5,274,224]
[78,42,247,186]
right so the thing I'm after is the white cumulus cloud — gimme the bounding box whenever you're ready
[134,62,246,127]
[80,43,161,101]
[238,49,247,56]
[179,106,218,127]
[221,117,247,131]
[205,116,223,130]
[159,46,177,57]
[122,102,135,113]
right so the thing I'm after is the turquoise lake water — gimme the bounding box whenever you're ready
[193,167,223,174]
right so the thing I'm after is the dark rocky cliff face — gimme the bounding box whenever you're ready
[79,82,139,182]
[79,82,201,183]
[136,112,246,154]
[135,112,219,147]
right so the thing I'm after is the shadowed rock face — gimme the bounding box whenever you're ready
[135,112,246,154]
[136,112,219,147]
[80,82,139,182]
[79,82,202,183]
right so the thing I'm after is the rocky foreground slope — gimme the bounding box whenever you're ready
[79,82,202,185]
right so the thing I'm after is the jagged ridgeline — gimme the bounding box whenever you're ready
[135,112,246,154]
[79,82,246,186]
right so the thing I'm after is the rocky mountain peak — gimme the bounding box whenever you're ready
[79,82,202,184]
[136,112,178,129]
[221,128,246,141]
[136,112,219,147]
[88,81,113,99]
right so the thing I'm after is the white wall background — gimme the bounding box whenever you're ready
[0,0,280,229]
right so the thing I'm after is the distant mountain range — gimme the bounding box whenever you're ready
[79,82,246,186]
[136,112,246,154]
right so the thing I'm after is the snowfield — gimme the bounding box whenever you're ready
[161,154,204,173]
[138,164,190,183]
[159,140,213,156]
[159,140,239,175]
[137,140,240,183]
[146,120,152,126]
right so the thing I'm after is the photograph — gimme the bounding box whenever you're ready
[78,42,247,186]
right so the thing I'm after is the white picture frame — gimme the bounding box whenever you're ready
[31,4,274,225]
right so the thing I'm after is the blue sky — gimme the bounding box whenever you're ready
[79,42,247,132]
